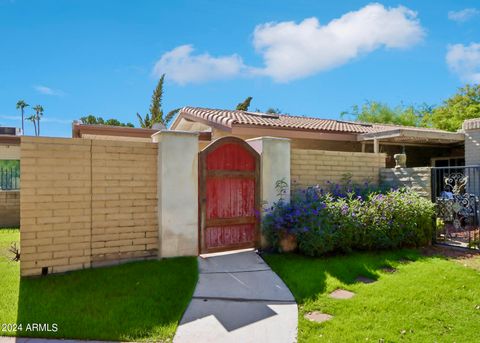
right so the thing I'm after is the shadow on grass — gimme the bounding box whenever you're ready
[16,258,198,342]
[262,249,423,303]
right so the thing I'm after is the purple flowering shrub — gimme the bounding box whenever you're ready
[263,185,435,256]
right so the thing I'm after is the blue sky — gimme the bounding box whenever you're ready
[0,0,479,137]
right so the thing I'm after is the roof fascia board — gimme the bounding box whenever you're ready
[177,112,233,132]
[358,129,465,142]
[232,125,357,142]
[0,135,20,145]
[362,141,462,148]
[169,111,184,130]
[73,124,160,138]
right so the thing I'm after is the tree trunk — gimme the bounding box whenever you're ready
[21,109,24,134]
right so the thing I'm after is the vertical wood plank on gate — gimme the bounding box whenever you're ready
[198,137,261,254]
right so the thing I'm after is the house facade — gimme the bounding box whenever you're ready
[170,107,465,168]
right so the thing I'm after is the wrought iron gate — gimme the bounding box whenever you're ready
[431,166,480,249]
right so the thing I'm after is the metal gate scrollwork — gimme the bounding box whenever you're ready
[434,170,480,248]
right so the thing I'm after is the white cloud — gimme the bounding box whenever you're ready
[152,4,424,84]
[152,45,246,85]
[42,117,72,124]
[34,85,64,96]
[446,43,480,83]
[448,8,479,22]
[252,3,425,82]
[0,115,21,121]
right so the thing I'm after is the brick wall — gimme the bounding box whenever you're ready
[291,149,386,188]
[20,137,158,277]
[380,167,431,198]
[0,190,20,227]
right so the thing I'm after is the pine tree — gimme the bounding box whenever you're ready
[137,74,179,128]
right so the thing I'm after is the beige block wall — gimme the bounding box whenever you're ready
[380,167,431,198]
[291,149,387,188]
[20,137,158,276]
[90,140,158,266]
[0,190,20,227]
[0,144,21,159]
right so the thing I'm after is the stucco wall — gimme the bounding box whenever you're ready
[0,190,20,227]
[248,137,291,205]
[380,167,431,198]
[20,137,158,276]
[291,149,386,188]
[464,121,480,166]
[153,131,199,257]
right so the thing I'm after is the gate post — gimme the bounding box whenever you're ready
[247,137,291,247]
[247,137,291,205]
[152,131,199,258]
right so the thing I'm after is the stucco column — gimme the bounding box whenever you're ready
[152,131,199,258]
[463,119,480,166]
[247,137,291,248]
[247,137,291,204]
[463,119,480,196]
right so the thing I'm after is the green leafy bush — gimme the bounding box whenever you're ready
[263,186,435,256]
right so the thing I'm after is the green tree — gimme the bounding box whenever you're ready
[236,96,253,111]
[428,84,480,131]
[341,101,432,127]
[80,115,134,127]
[104,119,134,127]
[16,100,29,134]
[266,107,282,114]
[80,115,105,125]
[32,105,44,136]
[137,74,179,128]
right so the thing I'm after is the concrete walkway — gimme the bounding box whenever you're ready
[174,250,298,343]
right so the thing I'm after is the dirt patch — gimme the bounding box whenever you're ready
[380,266,397,273]
[421,245,480,259]
[355,276,376,284]
[421,245,480,271]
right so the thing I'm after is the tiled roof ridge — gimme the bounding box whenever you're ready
[180,106,456,134]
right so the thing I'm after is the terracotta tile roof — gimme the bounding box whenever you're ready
[180,107,412,134]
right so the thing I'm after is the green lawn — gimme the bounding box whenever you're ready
[0,228,198,342]
[264,249,480,343]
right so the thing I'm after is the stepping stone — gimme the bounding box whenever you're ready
[381,266,397,273]
[304,311,333,323]
[355,276,375,284]
[329,289,355,299]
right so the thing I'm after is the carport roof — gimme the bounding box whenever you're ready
[358,128,465,145]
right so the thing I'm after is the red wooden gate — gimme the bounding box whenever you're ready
[199,137,260,254]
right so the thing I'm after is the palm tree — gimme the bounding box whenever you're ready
[32,105,44,136]
[16,100,29,134]
[136,112,152,129]
[137,74,179,128]
[26,115,37,136]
